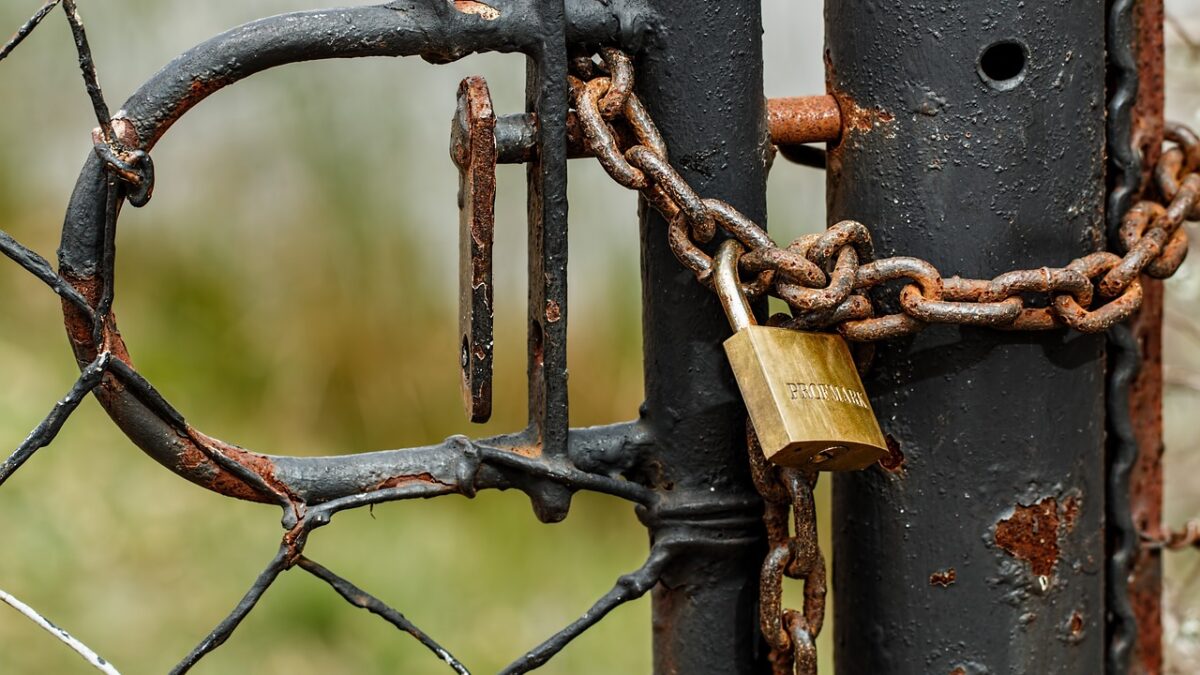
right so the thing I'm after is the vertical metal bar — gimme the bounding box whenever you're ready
[635,1,770,672]
[526,1,569,455]
[826,3,1108,673]
[1108,0,1166,670]
[523,0,574,522]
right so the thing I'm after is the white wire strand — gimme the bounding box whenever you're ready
[0,586,121,675]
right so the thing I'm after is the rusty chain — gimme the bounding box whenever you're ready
[748,427,824,675]
[568,48,1198,674]
[569,50,1196,344]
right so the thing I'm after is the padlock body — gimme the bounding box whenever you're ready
[724,326,887,471]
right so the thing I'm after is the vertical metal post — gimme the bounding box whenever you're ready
[523,1,574,522]
[636,1,770,672]
[826,3,1108,673]
[1108,0,1166,671]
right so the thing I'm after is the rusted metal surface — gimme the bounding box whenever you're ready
[749,428,825,674]
[1124,233,1166,675]
[492,95,844,166]
[994,497,1070,579]
[1132,0,1166,190]
[1107,0,1166,670]
[1125,1,1166,671]
[830,93,895,137]
[451,76,496,423]
[767,95,841,145]
[929,568,956,588]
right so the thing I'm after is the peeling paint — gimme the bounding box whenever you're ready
[369,472,452,492]
[453,0,500,20]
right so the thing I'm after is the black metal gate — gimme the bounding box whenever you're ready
[0,1,1192,673]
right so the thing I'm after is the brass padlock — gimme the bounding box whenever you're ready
[714,239,888,471]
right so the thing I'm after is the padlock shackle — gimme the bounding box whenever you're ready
[714,239,757,331]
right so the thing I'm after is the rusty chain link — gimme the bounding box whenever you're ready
[569,50,1195,344]
[568,48,1198,674]
[748,427,825,675]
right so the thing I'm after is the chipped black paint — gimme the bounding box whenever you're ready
[827,1,1107,673]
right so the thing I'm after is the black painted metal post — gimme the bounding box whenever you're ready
[636,1,770,672]
[826,3,1107,673]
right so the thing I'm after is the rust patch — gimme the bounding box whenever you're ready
[453,0,500,20]
[833,93,895,136]
[165,428,273,503]
[1060,493,1080,533]
[190,428,299,506]
[878,433,905,474]
[1132,0,1165,190]
[60,272,130,363]
[929,568,956,587]
[1126,4,1165,670]
[545,299,561,323]
[159,76,231,144]
[994,497,1061,577]
[1069,610,1084,637]
[455,76,497,424]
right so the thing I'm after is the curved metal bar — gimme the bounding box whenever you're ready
[56,4,644,507]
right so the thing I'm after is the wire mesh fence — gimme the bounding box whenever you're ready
[0,4,662,672]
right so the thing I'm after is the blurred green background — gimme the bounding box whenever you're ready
[0,1,1198,673]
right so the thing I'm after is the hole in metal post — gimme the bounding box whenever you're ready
[978,40,1028,91]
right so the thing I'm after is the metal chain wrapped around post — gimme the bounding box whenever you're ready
[568,47,1200,675]
[569,50,832,674]
[570,51,1197,344]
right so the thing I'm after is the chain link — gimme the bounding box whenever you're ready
[570,50,1195,344]
[748,426,824,674]
[569,48,1197,674]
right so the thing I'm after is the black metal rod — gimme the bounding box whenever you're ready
[826,2,1107,673]
[296,556,470,675]
[635,1,769,672]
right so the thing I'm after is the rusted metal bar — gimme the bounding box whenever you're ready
[633,0,770,671]
[767,95,841,145]
[522,0,571,487]
[452,76,497,423]
[1127,11,1167,675]
[1107,0,1166,671]
[827,2,1107,672]
[486,95,842,166]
